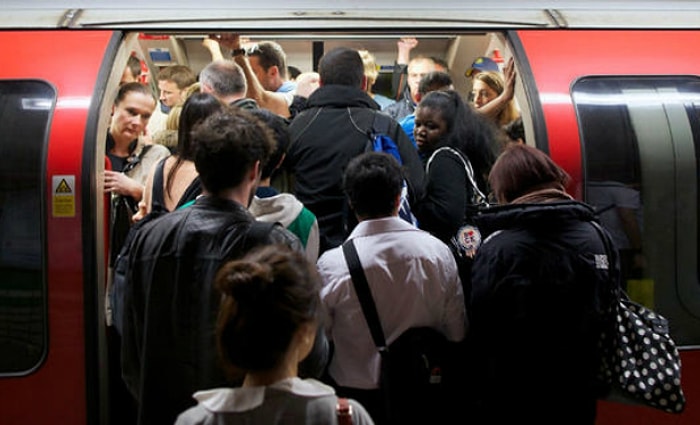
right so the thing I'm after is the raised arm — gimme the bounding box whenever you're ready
[214,33,290,118]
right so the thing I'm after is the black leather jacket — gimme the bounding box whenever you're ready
[120,196,309,425]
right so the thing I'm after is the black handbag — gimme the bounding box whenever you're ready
[591,221,686,413]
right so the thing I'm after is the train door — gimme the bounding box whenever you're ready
[0,30,124,425]
[574,77,700,422]
[514,29,700,423]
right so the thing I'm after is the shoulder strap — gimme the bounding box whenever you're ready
[175,176,202,209]
[342,240,387,350]
[151,158,167,213]
[122,144,153,174]
[427,146,487,204]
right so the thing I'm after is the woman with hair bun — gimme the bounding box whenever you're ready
[175,244,374,425]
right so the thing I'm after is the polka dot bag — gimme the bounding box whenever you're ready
[592,221,686,413]
[598,295,686,413]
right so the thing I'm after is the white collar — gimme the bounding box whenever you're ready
[193,377,335,412]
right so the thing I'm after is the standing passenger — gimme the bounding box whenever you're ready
[206,34,293,117]
[140,92,224,214]
[358,49,395,110]
[469,144,613,424]
[199,59,258,109]
[120,108,316,425]
[413,90,496,244]
[248,108,321,262]
[175,245,374,425]
[470,59,519,128]
[105,82,170,266]
[318,152,465,424]
[147,65,197,136]
[384,55,437,122]
[285,47,424,254]
[104,81,170,425]
[120,55,142,85]
[398,70,454,148]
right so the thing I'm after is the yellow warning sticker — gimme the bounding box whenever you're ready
[52,175,75,217]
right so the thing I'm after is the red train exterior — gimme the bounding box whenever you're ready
[0,27,699,424]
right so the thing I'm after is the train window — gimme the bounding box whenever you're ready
[573,76,700,345]
[0,80,53,374]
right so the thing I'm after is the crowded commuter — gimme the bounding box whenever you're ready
[248,108,320,262]
[413,90,496,244]
[284,47,424,254]
[140,92,224,215]
[469,143,613,424]
[105,82,170,266]
[206,34,293,117]
[175,244,374,425]
[199,59,258,109]
[150,82,201,154]
[318,152,466,424]
[471,58,519,127]
[104,81,170,425]
[384,53,437,122]
[411,90,497,295]
[359,49,395,109]
[464,56,500,79]
[398,70,454,148]
[120,54,142,85]
[119,108,328,425]
[147,65,197,135]
[390,37,448,101]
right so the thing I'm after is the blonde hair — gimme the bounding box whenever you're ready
[358,49,379,89]
[474,71,519,127]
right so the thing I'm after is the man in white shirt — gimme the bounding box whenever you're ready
[317,152,466,421]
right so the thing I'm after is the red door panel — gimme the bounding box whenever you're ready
[0,30,115,425]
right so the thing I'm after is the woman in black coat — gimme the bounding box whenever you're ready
[468,144,615,424]
[412,90,497,244]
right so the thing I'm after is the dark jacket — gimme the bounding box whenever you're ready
[414,146,484,244]
[382,84,415,122]
[468,201,615,424]
[121,196,304,425]
[286,84,425,254]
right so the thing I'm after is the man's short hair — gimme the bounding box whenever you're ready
[199,60,247,97]
[126,55,142,80]
[248,109,290,180]
[319,47,364,88]
[192,108,275,195]
[157,65,196,90]
[248,41,288,79]
[418,71,453,96]
[343,152,403,219]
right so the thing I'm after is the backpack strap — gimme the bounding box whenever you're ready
[342,239,387,351]
[151,157,167,213]
[175,176,202,209]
